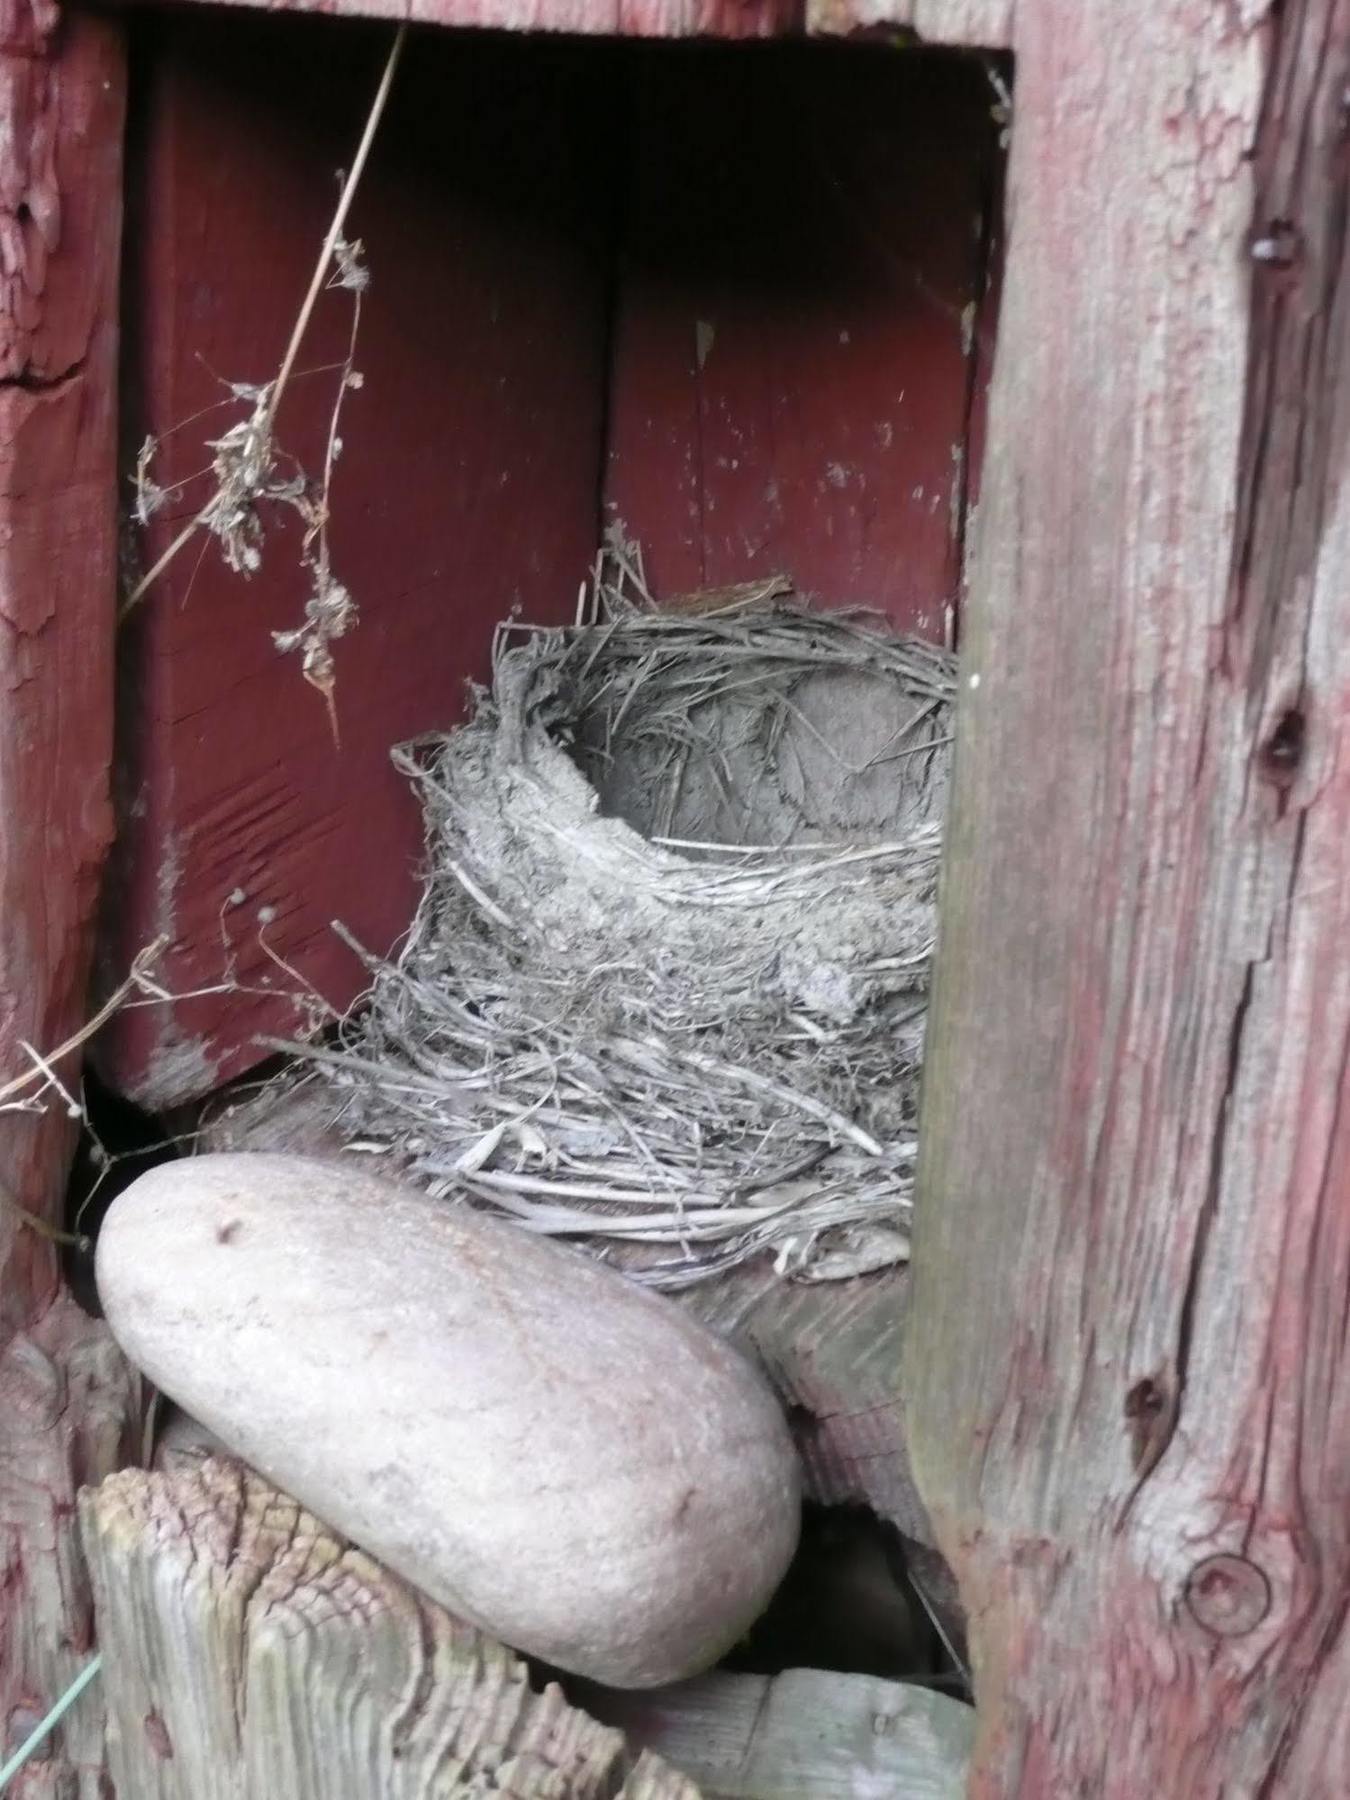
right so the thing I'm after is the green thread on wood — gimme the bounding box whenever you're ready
[0,1654,103,1792]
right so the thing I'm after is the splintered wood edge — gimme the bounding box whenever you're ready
[80,1461,700,1799]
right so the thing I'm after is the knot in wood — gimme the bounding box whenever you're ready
[1184,1553,1271,1637]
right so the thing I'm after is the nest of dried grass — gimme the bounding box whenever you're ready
[281,545,954,1287]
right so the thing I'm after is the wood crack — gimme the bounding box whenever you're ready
[1174,961,1258,1409]
[0,353,88,395]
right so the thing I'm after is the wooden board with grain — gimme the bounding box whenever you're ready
[602,42,1000,640]
[97,15,611,1107]
[82,1460,700,1800]
[906,2,1350,1792]
[0,11,142,1792]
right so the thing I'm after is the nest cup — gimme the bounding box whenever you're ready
[283,548,956,1287]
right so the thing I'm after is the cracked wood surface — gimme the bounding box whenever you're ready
[112,0,1012,45]
[81,1461,700,1800]
[906,1,1350,1794]
[0,10,139,1795]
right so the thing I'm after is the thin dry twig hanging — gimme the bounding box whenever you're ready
[122,24,407,740]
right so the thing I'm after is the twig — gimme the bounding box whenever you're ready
[119,24,407,624]
[0,939,168,1108]
[266,26,405,422]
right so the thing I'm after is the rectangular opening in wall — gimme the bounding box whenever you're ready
[102,15,1004,1103]
[92,15,1006,1751]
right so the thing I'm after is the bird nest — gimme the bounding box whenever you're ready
[281,547,955,1287]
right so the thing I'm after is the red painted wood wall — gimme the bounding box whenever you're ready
[605,43,996,637]
[97,14,1001,1107]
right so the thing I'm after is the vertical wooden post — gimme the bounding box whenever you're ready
[906,3,1350,1794]
[82,1461,700,1800]
[0,6,136,1792]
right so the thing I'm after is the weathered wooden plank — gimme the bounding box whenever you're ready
[111,0,1013,47]
[97,15,610,1107]
[603,44,999,640]
[0,10,140,1794]
[586,1667,973,1798]
[907,1,1350,1793]
[81,1461,699,1800]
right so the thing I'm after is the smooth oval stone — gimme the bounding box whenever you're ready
[96,1152,800,1687]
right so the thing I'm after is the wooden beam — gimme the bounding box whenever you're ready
[906,1,1350,1792]
[807,0,1012,46]
[82,1460,700,1799]
[0,9,139,1792]
[112,0,1014,48]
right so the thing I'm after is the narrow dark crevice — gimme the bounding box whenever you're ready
[1172,961,1258,1411]
[62,1066,182,1316]
[592,42,636,566]
[949,54,1010,653]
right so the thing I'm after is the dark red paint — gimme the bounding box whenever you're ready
[98,19,998,1103]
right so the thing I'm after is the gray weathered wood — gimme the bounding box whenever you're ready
[907,1,1350,1794]
[0,14,137,1794]
[587,1667,973,1799]
[81,1460,700,1800]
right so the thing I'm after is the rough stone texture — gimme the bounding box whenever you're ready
[0,11,139,1794]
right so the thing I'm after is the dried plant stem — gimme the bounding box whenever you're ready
[119,23,406,623]
[0,1179,86,1249]
[121,513,206,621]
[0,938,170,1248]
[267,25,405,422]
[0,939,168,1110]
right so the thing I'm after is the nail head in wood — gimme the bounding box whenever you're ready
[1184,1554,1271,1638]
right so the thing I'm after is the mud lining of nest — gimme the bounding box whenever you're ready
[278,545,955,1288]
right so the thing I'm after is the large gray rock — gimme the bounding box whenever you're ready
[96,1152,800,1688]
